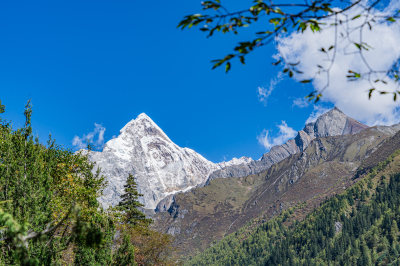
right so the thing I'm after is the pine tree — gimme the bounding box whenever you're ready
[117,174,151,226]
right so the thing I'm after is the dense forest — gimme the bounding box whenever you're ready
[0,101,173,265]
[188,152,400,265]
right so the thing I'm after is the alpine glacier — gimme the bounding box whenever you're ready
[87,113,251,210]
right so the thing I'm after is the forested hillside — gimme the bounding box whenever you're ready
[0,101,173,265]
[187,151,400,265]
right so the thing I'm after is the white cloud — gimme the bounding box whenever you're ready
[258,73,283,105]
[277,0,400,125]
[292,98,310,108]
[257,86,271,105]
[258,121,297,150]
[72,123,106,150]
[305,105,331,124]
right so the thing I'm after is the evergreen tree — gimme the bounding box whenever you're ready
[117,174,151,226]
[0,101,114,264]
[0,100,173,264]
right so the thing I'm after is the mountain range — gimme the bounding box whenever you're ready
[88,107,368,210]
[206,107,368,183]
[86,107,400,258]
[154,123,400,256]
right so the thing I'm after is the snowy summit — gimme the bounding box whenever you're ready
[87,113,251,210]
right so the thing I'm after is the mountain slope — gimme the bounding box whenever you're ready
[187,148,400,265]
[207,107,369,182]
[88,113,250,209]
[153,124,400,257]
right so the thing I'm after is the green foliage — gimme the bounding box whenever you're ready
[113,233,136,266]
[0,102,115,265]
[116,174,152,227]
[0,101,170,265]
[188,155,400,265]
[126,225,174,265]
[111,174,175,264]
[178,0,348,73]
[0,100,4,114]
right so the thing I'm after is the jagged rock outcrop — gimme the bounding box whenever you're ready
[206,107,369,183]
[87,113,251,210]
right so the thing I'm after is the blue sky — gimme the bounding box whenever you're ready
[7,0,394,162]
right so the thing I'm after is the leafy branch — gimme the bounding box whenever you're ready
[179,0,400,101]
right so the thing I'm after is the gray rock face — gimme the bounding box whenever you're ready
[155,194,176,213]
[87,113,251,210]
[207,107,369,182]
[303,107,368,138]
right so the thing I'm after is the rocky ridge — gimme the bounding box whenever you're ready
[206,107,369,182]
[154,123,400,257]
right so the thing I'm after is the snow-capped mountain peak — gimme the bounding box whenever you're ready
[120,113,171,141]
[88,113,249,210]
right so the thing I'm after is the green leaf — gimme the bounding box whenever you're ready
[368,88,375,99]
[212,59,224,69]
[387,17,396,22]
[315,93,322,103]
[225,62,231,72]
[347,70,361,80]
[288,62,300,66]
[272,59,281,66]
